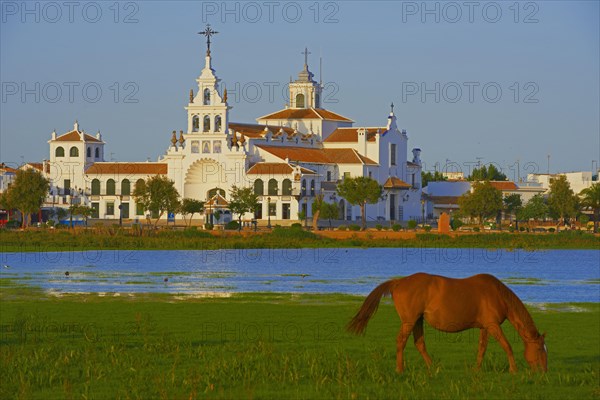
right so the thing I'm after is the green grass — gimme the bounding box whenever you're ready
[0,289,598,399]
[1,229,599,252]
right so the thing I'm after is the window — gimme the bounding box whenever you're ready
[192,116,200,132]
[203,115,210,132]
[202,141,210,153]
[121,203,130,219]
[368,171,372,179]
[203,88,211,105]
[327,171,331,181]
[106,179,116,195]
[268,179,278,196]
[310,180,315,196]
[390,143,397,166]
[91,203,100,218]
[253,179,264,195]
[87,147,91,158]
[95,148,100,159]
[315,93,320,108]
[344,172,351,180]
[213,141,222,153]
[282,203,290,219]
[269,203,276,216]
[215,115,222,132]
[254,204,263,219]
[121,179,130,196]
[191,140,199,153]
[301,179,306,196]
[91,179,100,195]
[295,93,305,108]
[55,147,65,157]
[136,203,144,216]
[70,146,79,157]
[106,202,115,216]
[63,179,71,195]
[135,179,145,192]
[411,173,416,189]
[282,179,292,195]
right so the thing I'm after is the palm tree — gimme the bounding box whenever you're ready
[579,183,600,233]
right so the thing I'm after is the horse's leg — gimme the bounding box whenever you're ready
[412,317,433,368]
[476,328,489,370]
[396,322,413,373]
[487,324,517,373]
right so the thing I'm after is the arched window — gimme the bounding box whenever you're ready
[315,93,320,108]
[310,180,315,196]
[106,179,116,195]
[135,179,145,192]
[121,179,130,196]
[70,146,79,157]
[253,179,264,195]
[268,179,278,196]
[91,179,100,195]
[215,115,222,132]
[301,179,306,196]
[95,148,100,159]
[203,115,210,132]
[55,147,65,158]
[87,147,91,158]
[295,93,305,108]
[282,179,292,195]
[192,115,199,132]
[203,88,211,105]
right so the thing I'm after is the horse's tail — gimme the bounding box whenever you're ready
[347,279,395,335]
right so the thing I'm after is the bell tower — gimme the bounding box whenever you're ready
[185,24,230,135]
[289,48,322,109]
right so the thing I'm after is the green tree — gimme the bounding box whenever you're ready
[228,186,259,232]
[518,194,548,223]
[336,176,382,230]
[319,201,339,229]
[469,164,507,181]
[457,181,503,225]
[579,183,600,233]
[180,198,205,227]
[132,175,180,227]
[2,169,49,228]
[421,170,447,187]
[503,193,523,230]
[547,175,577,225]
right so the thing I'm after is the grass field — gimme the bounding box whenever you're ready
[1,286,598,399]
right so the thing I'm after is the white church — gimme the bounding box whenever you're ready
[37,27,424,226]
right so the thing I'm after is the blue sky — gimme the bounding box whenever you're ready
[1,1,598,179]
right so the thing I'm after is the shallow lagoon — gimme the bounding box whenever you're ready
[1,248,598,303]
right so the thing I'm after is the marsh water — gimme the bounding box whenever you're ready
[1,248,598,303]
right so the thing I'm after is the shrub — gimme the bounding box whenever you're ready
[5,220,21,229]
[225,221,240,230]
[291,223,303,229]
[392,224,402,232]
[375,224,383,231]
[424,225,432,232]
[183,227,212,238]
[204,223,214,230]
[473,227,480,232]
[519,226,526,232]
[337,225,347,231]
[348,224,361,231]
[407,220,417,230]
[548,227,556,233]
[508,226,515,233]
[270,226,316,240]
[450,218,463,231]
[579,215,590,225]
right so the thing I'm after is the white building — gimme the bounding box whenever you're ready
[527,171,598,195]
[26,29,424,225]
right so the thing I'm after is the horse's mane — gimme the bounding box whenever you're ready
[494,278,539,339]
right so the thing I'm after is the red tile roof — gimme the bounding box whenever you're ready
[258,108,353,122]
[0,163,18,174]
[489,181,518,190]
[324,127,386,143]
[383,176,411,189]
[54,130,102,143]
[86,163,168,175]
[256,145,377,165]
[246,162,316,175]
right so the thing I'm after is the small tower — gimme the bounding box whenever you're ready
[289,48,322,109]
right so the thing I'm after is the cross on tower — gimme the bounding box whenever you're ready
[198,24,219,55]
[302,47,311,66]
[391,102,395,113]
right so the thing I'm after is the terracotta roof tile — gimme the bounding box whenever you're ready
[86,163,168,175]
[324,127,386,143]
[256,145,377,165]
[383,176,411,189]
[54,130,102,143]
[489,181,518,190]
[258,108,353,122]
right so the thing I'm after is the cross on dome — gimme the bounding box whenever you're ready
[198,24,219,55]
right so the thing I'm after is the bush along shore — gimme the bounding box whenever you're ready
[1,226,598,252]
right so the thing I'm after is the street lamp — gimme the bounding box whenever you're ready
[119,195,123,227]
[421,198,425,226]
[304,196,308,230]
[267,196,272,229]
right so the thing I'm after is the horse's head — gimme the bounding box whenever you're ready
[524,332,547,372]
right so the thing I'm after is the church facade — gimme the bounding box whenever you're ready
[38,30,423,225]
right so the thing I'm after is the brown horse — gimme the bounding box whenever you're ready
[347,273,547,373]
